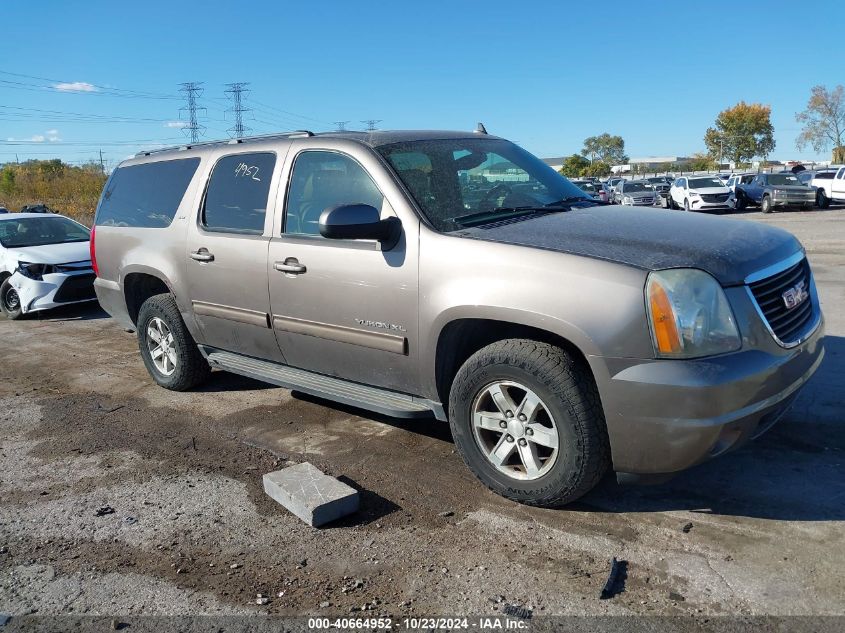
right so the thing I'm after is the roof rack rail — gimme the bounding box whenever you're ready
[134,129,316,157]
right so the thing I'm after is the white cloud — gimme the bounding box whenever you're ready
[164,120,188,128]
[5,130,61,143]
[53,81,97,92]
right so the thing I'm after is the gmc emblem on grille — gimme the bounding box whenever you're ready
[782,280,809,310]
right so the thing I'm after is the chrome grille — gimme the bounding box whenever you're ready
[749,258,815,344]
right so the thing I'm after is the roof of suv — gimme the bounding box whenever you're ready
[133,129,501,160]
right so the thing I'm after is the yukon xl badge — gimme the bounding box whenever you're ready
[355,318,406,332]
[782,280,809,310]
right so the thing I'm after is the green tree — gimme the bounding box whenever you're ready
[558,154,590,178]
[795,85,845,161]
[704,102,775,165]
[582,134,628,164]
[582,160,611,178]
[686,153,717,171]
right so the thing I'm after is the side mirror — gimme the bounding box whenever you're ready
[319,204,398,242]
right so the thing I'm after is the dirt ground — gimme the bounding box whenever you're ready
[1,207,843,622]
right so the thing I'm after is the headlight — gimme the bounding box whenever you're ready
[17,262,55,281]
[623,196,633,204]
[689,191,700,198]
[646,269,741,359]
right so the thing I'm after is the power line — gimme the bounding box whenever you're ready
[178,82,206,143]
[224,82,251,139]
[361,119,382,131]
[333,121,351,131]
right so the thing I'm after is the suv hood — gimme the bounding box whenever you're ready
[690,186,730,194]
[5,241,91,265]
[461,206,801,286]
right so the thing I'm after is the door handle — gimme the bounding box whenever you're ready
[190,248,214,262]
[274,258,306,274]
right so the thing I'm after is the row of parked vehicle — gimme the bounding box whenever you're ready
[570,165,845,213]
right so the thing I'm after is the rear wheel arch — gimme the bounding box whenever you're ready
[123,272,171,325]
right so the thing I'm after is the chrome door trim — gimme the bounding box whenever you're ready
[192,300,270,328]
[272,314,407,355]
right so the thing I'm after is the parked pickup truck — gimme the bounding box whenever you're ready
[810,165,845,208]
[735,172,816,212]
[91,129,825,507]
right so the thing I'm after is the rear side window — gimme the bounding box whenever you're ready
[96,158,200,228]
[202,152,276,234]
[815,172,834,179]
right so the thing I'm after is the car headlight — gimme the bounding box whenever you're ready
[646,269,741,359]
[623,196,633,204]
[17,262,55,281]
[689,191,700,198]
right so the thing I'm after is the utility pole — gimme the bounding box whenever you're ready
[178,82,206,143]
[224,82,251,139]
[361,119,382,132]
[98,149,105,174]
[333,121,350,131]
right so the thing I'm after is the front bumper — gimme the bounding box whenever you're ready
[690,197,733,211]
[772,195,815,208]
[9,270,96,313]
[590,301,825,474]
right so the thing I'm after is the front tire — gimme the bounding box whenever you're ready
[448,339,610,507]
[0,278,24,320]
[761,195,773,214]
[683,198,691,211]
[137,293,210,391]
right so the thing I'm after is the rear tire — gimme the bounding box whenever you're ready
[448,339,610,507]
[0,278,24,320]
[137,293,210,391]
[817,190,830,209]
[761,195,773,214]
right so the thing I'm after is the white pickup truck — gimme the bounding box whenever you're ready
[811,166,845,208]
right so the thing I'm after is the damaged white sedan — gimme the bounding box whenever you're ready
[0,213,96,320]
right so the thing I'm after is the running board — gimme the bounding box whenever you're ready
[204,349,443,420]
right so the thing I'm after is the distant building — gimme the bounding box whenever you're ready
[541,157,568,171]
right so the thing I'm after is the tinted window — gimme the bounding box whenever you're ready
[814,171,834,180]
[202,152,276,234]
[285,151,383,236]
[96,158,200,228]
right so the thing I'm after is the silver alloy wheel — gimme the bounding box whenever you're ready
[3,285,20,311]
[471,380,560,481]
[146,316,177,376]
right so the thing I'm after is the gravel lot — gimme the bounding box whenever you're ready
[1,207,843,621]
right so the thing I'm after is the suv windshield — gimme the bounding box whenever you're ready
[0,216,89,248]
[377,138,592,231]
[688,177,723,189]
[768,174,802,186]
[623,182,653,192]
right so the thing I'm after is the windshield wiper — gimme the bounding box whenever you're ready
[454,206,569,228]
[544,196,595,207]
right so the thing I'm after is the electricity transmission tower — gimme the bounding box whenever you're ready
[333,121,350,131]
[361,119,382,131]
[224,82,252,139]
[178,82,206,143]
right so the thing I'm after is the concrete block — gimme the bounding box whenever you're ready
[263,462,359,527]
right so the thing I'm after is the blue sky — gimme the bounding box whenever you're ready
[2,0,843,168]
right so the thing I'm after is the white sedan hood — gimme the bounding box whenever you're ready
[692,186,731,195]
[6,240,91,265]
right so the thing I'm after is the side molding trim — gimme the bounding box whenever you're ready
[273,314,407,355]
[192,301,270,328]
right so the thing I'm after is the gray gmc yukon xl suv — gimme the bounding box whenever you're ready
[92,129,825,507]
